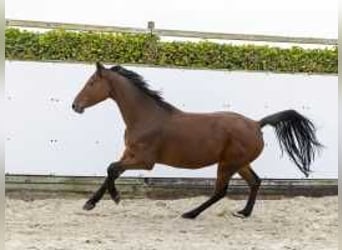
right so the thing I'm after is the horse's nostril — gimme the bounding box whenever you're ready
[72,103,84,114]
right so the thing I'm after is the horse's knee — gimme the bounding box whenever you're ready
[107,162,121,177]
[107,163,115,175]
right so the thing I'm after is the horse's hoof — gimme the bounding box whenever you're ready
[181,212,197,219]
[114,195,120,204]
[111,194,121,204]
[83,201,96,211]
[232,211,249,218]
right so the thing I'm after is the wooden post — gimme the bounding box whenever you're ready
[147,21,155,36]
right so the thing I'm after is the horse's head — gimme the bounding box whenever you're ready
[72,62,111,114]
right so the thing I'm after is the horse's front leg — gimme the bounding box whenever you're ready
[83,162,125,211]
[107,158,154,204]
[83,177,109,210]
[107,162,125,203]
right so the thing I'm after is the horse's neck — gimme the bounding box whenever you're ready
[110,77,168,129]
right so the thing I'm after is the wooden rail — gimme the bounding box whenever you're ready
[5,19,337,45]
[5,175,338,199]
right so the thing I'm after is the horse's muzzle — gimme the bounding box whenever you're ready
[72,103,85,114]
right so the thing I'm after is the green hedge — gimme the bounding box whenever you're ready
[5,28,337,74]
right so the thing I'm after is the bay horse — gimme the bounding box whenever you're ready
[72,62,321,219]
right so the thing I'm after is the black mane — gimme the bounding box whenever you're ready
[110,65,175,111]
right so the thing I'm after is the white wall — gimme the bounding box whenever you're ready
[5,61,338,179]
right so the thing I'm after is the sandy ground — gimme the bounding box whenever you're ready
[5,196,337,250]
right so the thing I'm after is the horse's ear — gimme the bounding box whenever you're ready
[96,62,105,77]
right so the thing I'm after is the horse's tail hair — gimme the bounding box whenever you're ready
[259,109,322,177]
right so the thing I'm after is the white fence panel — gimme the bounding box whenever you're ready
[5,61,337,178]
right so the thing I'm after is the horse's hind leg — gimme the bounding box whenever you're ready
[233,165,261,217]
[181,163,236,219]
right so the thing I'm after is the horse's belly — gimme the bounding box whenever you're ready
[159,157,218,169]
[157,139,223,168]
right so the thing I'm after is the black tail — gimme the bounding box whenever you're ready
[259,110,322,177]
